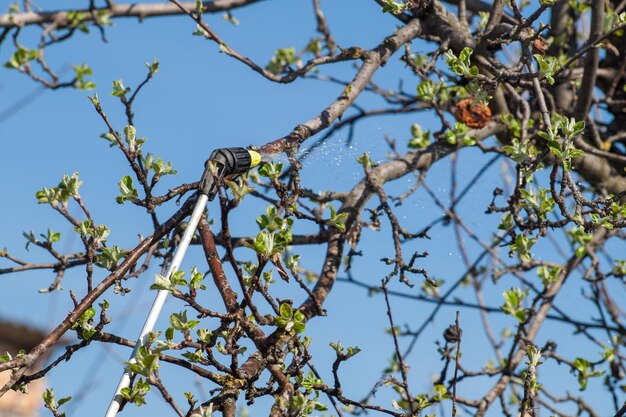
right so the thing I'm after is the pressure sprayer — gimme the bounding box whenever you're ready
[104,147,261,417]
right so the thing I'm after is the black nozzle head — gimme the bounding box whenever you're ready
[199,147,257,200]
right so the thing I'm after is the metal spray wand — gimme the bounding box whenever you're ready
[104,147,261,417]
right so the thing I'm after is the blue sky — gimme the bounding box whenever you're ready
[0,1,618,416]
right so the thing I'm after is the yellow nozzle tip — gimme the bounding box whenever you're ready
[248,150,261,168]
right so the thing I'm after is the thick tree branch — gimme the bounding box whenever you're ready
[258,17,423,154]
[476,229,611,415]
[0,195,196,387]
[573,0,604,121]
[0,0,263,28]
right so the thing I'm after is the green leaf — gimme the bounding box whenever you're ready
[43,388,56,408]
[225,178,252,201]
[279,302,293,319]
[123,125,137,147]
[293,311,304,323]
[189,267,206,291]
[569,148,586,159]
[182,349,205,363]
[197,328,212,343]
[222,12,239,25]
[510,234,536,261]
[170,311,199,333]
[116,175,139,204]
[408,123,431,149]
[572,120,585,136]
[190,404,214,417]
[445,122,474,146]
[57,396,72,407]
[92,224,110,242]
[534,54,559,85]
[45,228,61,244]
[328,205,348,232]
[416,80,439,101]
[111,79,130,97]
[501,287,528,323]
[35,188,59,204]
[150,273,173,291]
[285,254,300,270]
[71,307,97,340]
[330,341,343,354]
[462,135,476,146]
[356,153,375,169]
[265,47,297,74]
[95,245,126,270]
[293,322,306,333]
[120,377,150,406]
[537,265,561,286]
[192,24,209,37]
[257,205,281,231]
[258,161,283,180]
[567,226,592,257]
[459,47,471,64]
[4,45,38,70]
[306,38,322,54]
[526,344,543,367]
[100,132,119,147]
[346,346,361,358]
[95,10,112,26]
[59,172,83,199]
[35,172,83,205]
[146,59,159,74]
[143,154,177,177]
[73,63,95,90]
[444,48,478,79]
[125,346,159,377]
[380,0,410,13]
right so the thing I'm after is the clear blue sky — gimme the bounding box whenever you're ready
[0,1,615,416]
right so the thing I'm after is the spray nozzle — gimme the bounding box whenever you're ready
[199,147,261,200]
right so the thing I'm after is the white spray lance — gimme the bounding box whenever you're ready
[104,147,261,417]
